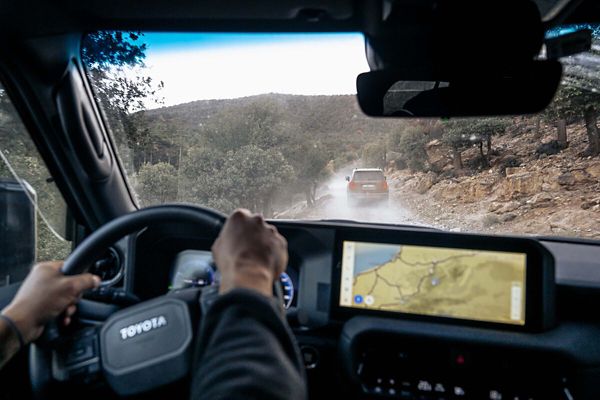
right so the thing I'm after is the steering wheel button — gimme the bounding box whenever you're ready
[65,342,94,365]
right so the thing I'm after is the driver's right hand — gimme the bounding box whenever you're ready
[212,209,288,297]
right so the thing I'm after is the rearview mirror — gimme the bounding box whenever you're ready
[0,179,36,284]
[345,176,350,181]
[356,61,562,118]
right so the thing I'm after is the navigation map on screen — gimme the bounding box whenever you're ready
[339,241,527,325]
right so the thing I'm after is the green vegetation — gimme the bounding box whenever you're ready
[442,118,510,169]
[388,126,429,172]
[543,83,600,154]
[0,90,71,275]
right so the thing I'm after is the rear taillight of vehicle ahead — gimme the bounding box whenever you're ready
[348,181,358,191]
[379,180,388,191]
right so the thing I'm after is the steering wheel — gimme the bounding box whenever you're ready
[29,204,225,397]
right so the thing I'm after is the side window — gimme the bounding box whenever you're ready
[0,84,71,285]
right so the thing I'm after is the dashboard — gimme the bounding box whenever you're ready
[104,219,600,400]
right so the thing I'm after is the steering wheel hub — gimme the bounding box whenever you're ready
[101,297,193,396]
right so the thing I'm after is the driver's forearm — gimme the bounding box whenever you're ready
[191,289,306,400]
[0,318,21,369]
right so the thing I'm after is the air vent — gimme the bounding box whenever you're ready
[90,247,122,285]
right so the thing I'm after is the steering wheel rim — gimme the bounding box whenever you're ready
[31,204,226,398]
[61,204,225,276]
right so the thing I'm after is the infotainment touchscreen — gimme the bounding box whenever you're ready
[339,241,527,325]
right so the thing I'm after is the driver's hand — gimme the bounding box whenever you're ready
[2,262,100,344]
[212,209,288,297]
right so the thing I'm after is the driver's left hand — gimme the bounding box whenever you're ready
[2,261,100,344]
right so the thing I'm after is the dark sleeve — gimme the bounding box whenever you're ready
[189,288,307,400]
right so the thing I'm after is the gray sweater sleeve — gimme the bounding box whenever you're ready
[190,288,307,400]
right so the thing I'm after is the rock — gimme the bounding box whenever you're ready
[571,169,590,184]
[535,140,564,156]
[488,202,503,212]
[497,201,520,214]
[527,192,554,207]
[504,167,523,177]
[425,140,451,172]
[501,212,517,222]
[415,172,437,194]
[545,210,600,235]
[499,172,543,199]
[430,175,498,203]
[586,162,600,178]
[498,156,523,177]
[557,172,575,186]
[482,213,501,227]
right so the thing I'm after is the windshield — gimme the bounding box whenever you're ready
[83,29,600,240]
[353,171,385,181]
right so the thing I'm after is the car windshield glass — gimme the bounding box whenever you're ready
[353,171,384,181]
[84,29,600,241]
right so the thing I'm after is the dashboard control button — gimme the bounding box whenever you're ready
[489,389,503,399]
[299,345,319,369]
[434,383,446,393]
[453,385,466,397]
[418,380,433,392]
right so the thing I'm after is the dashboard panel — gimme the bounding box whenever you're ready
[118,219,600,399]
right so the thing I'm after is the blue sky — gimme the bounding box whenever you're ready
[137,33,369,107]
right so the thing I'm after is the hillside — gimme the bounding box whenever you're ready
[390,119,600,238]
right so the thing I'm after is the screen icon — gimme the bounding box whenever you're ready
[354,295,363,304]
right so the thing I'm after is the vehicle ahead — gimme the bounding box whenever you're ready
[345,168,389,206]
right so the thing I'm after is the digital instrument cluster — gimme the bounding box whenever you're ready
[170,249,297,309]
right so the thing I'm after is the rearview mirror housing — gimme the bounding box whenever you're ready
[356,61,562,118]
[345,176,350,181]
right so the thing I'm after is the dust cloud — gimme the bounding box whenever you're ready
[283,165,428,227]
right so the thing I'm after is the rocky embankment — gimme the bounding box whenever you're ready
[391,121,600,239]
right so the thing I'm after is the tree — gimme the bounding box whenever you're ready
[81,32,164,169]
[221,145,294,217]
[201,98,283,153]
[178,144,293,216]
[361,142,387,169]
[441,120,474,171]
[284,141,331,207]
[441,118,508,170]
[388,126,429,172]
[136,162,178,205]
[544,82,600,155]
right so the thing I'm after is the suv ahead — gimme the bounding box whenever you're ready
[345,168,389,206]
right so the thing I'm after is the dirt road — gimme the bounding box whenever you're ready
[277,169,428,227]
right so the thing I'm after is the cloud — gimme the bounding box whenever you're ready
[142,34,369,108]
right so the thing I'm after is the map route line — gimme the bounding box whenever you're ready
[355,249,480,307]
